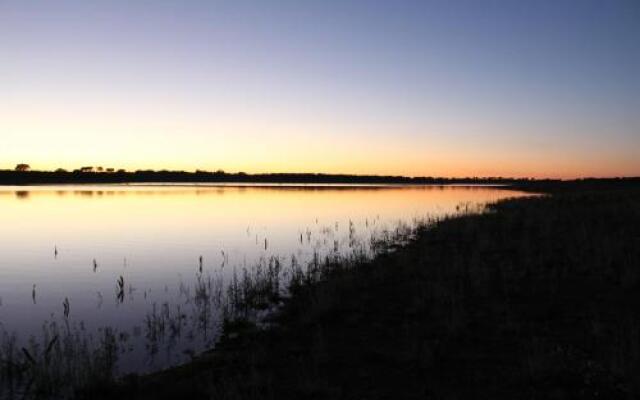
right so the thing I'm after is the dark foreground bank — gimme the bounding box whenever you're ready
[25,182,640,399]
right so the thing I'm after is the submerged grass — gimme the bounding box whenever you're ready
[0,320,119,399]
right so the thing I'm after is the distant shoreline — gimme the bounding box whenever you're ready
[1,170,638,187]
[0,181,514,189]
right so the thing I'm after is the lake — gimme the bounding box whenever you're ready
[0,184,529,374]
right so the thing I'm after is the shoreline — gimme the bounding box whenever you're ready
[1,170,638,188]
[91,181,640,399]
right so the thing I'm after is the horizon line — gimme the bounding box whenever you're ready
[1,167,639,182]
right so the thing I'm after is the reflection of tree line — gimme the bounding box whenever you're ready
[4,166,639,193]
[2,166,544,186]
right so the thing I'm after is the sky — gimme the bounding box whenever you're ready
[1,0,639,178]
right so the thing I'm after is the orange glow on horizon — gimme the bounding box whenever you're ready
[1,96,638,180]
[3,157,637,180]
[2,89,638,180]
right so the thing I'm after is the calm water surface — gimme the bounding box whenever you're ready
[0,184,528,373]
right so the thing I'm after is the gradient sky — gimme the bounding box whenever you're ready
[1,0,639,178]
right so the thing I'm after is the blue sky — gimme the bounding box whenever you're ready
[1,0,638,177]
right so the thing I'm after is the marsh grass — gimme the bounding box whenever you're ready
[0,320,120,399]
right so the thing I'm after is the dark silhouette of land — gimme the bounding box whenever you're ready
[1,168,639,187]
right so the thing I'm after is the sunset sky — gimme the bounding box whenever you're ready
[1,0,638,178]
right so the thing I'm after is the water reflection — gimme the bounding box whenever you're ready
[0,184,529,376]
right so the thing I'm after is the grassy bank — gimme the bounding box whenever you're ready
[80,182,638,399]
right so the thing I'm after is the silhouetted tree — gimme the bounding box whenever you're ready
[15,163,30,172]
